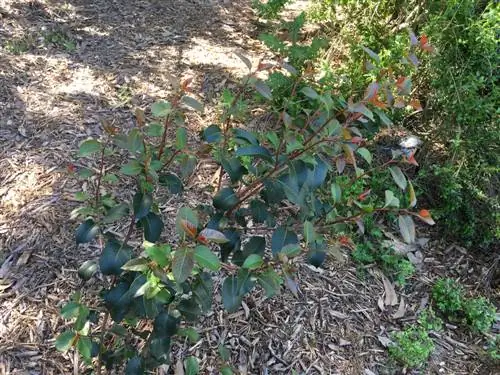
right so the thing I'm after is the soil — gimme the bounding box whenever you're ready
[0,0,498,374]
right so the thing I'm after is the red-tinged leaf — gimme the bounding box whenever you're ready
[361,46,380,63]
[351,136,363,145]
[419,35,435,52]
[369,97,388,109]
[336,157,346,174]
[357,189,371,201]
[364,82,379,101]
[409,99,422,112]
[408,53,419,67]
[418,209,435,225]
[394,98,406,108]
[405,150,419,166]
[181,76,193,92]
[135,108,146,128]
[257,62,274,71]
[197,228,229,244]
[67,163,76,173]
[398,215,416,244]
[338,235,355,250]
[180,219,197,238]
[409,29,418,46]
[396,77,412,96]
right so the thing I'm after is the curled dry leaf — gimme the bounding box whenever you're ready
[417,209,436,225]
[382,274,398,306]
[392,297,406,319]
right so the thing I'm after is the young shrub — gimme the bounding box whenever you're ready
[432,278,464,316]
[389,326,434,369]
[463,297,497,334]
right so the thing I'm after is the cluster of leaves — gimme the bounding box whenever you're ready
[389,325,434,369]
[56,20,436,373]
[252,0,293,20]
[432,278,497,334]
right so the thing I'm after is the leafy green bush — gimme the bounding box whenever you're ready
[417,1,500,248]
[389,326,434,368]
[252,0,293,19]
[418,308,443,332]
[55,18,437,372]
[432,278,464,316]
[432,278,497,334]
[463,297,497,334]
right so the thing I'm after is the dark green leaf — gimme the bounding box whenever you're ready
[78,139,101,157]
[77,336,92,360]
[61,302,80,319]
[303,221,316,244]
[236,145,273,162]
[194,245,221,271]
[182,96,204,112]
[249,199,268,223]
[151,100,172,118]
[153,312,180,337]
[236,268,255,297]
[149,337,171,363]
[213,187,238,211]
[176,127,188,150]
[242,254,263,270]
[301,86,319,99]
[178,327,200,343]
[140,212,164,242]
[133,192,153,220]
[178,298,201,321]
[127,129,145,154]
[104,282,131,322]
[146,244,171,267]
[192,272,213,312]
[218,344,231,362]
[102,173,119,183]
[159,172,183,194]
[202,124,222,143]
[254,80,272,100]
[172,247,194,283]
[271,226,298,256]
[184,356,199,375]
[99,239,132,276]
[222,275,241,313]
[179,155,197,178]
[349,102,374,121]
[221,366,234,375]
[146,122,164,137]
[235,51,252,70]
[76,219,99,244]
[233,128,258,145]
[221,157,246,183]
[120,160,142,176]
[103,204,130,224]
[220,229,241,262]
[308,250,326,267]
[125,357,145,375]
[281,243,301,257]
[261,179,285,204]
[331,183,342,204]
[257,269,282,297]
[78,260,97,281]
[244,236,266,257]
[74,305,90,331]
[55,330,76,352]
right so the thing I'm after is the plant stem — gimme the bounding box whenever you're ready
[94,142,107,208]
[157,114,171,160]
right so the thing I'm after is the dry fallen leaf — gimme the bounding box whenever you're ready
[382,274,398,306]
[392,296,406,319]
[377,335,393,348]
